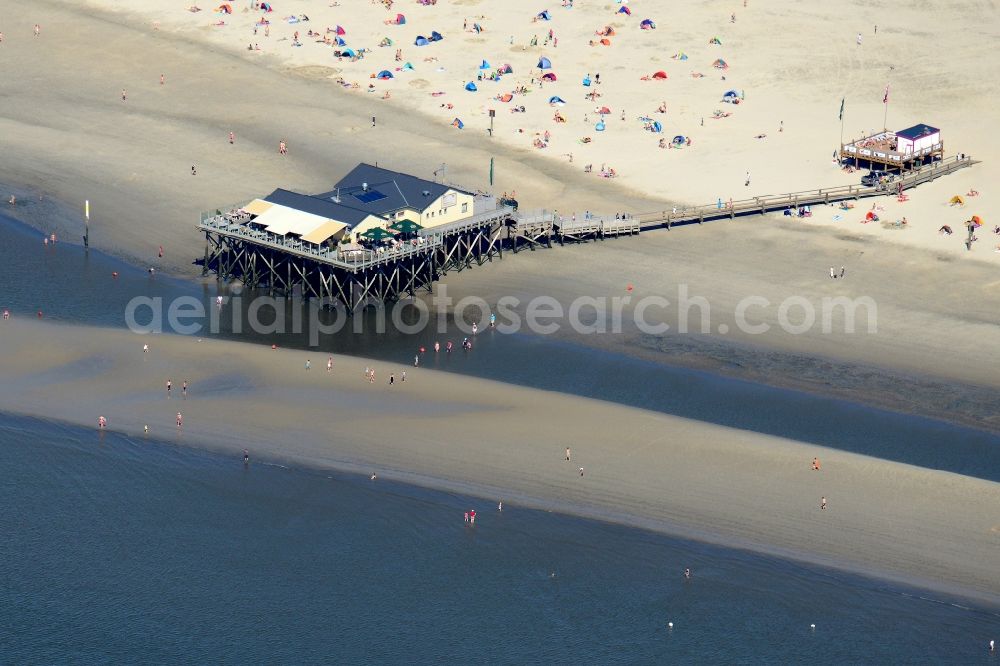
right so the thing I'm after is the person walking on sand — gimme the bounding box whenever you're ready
[305,359,311,371]
[812,457,821,470]
[176,412,183,427]
[160,73,165,85]
[34,24,40,37]
[327,356,333,372]
[182,380,188,398]
[401,371,406,382]
[745,171,751,187]
[856,32,862,46]
[579,467,585,477]
[229,131,235,144]
[121,88,127,103]
[565,447,571,461]
[840,266,845,278]
[279,140,287,155]
[372,116,376,127]
[830,267,836,279]
[143,343,149,354]
[370,369,375,383]
[389,373,394,385]
[166,379,172,398]
[821,496,827,510]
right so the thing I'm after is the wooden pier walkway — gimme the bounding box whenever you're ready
[197,155,976,311]
[632,154,977,230]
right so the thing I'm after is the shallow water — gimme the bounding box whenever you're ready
[2,213,999,482]
[0,415,996,664]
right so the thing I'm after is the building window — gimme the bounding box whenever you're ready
[461,203,468,213]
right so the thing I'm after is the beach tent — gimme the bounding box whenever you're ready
[672,135,686,145]
[335,36,346,46]
[712,58,728,69]
[260,2,272,11]
[498,93,513,102]
[597,26,615,36]
[595,121,606,131]
[342,48,357,57]
[377,70,394,79]
[949,195,965,206]
[541,72,557,81]
[672,52,688,60]
[216,4,232,13]
[415,35,429,46]
[651,121,663,132]
[430,30,444,41]
[709,36,722,45]
[617,6,631,15]
[599,38,611,46]
[394,13,406,24]
[652,70,668,79]
[499,63,513,74]
[537,56,552,70]
[865,210,877,221]
[723,89,739,98]
[465,82,478,92]
[582,76,591,86]
[401,61,414,71]
[597,106,610,114]
[549,95,566,105]
[451,118,464,129]
[335,25,346,35]
[479,59,491,69]
[640,18,655,29]
[970,215,983,226]
[537,10,552,20]
[380,37,394,46]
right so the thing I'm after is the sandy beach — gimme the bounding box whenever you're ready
[1,318,998,604]
[1,0,999,616]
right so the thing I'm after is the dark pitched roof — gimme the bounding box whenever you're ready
[896,123,939,140]
[263,188,371,225]
[321,163,471,215]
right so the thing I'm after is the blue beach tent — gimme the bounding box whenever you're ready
[537,56,552,69]
[465,82,478,91]
[537,10,551,20]
[548,95,566,105]
[595,121,606,131]
[480,59,491,69]
[430,30,443,41]
[377,70,394,79]
[414,35,429,46]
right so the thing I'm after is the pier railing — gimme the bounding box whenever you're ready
[633,155,976,229]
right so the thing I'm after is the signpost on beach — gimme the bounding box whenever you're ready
[488,108,495,137]
[84,199,90,249]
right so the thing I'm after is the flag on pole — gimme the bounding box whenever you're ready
[838,98,844,121]
[882,84,890,104]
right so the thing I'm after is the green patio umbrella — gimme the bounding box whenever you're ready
[389,219,423,234]
[360,227,394,241]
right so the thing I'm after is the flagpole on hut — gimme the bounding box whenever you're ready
[882,83,890,131]
[84,199,90,249]
[838,97,845,157]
